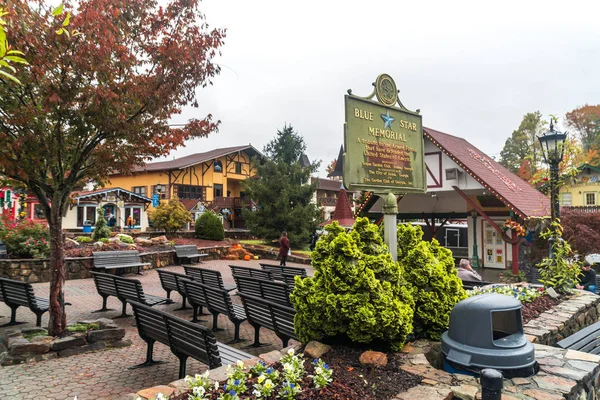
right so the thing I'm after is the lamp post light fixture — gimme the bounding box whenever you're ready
[537,119,567,223]
[471,209,480,268]
[538,119,567,259]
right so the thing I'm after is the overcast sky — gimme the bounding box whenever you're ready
[164,0,600,176]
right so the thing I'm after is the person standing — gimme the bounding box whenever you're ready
[457,258,482,282]
[279,231,290,266]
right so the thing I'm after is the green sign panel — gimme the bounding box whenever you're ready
[343,74,426,194]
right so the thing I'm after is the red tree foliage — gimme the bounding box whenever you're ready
[0,0,225,335]
[561,208,600,256]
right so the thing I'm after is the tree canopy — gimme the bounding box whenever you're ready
[242,125,322,245]
[565,105,600,153]
[0,0,225,335]
[499,111,546,176]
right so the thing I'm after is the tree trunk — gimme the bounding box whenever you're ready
[47,204,66,337]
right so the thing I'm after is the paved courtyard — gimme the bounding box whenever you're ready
[0,259,310,400]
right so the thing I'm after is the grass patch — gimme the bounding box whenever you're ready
[239,239,269,246]
[293,249,312,256]
[23,331,48,341]
[67,322,100,332]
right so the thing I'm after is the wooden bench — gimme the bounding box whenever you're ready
[233,275,291,305]
[175,245,208,265]
[189,280,248,344]
[93,250,150,275]
[91,272,170,317]
[557,321,600,354]
[130,301,252,378]
[259,263,308,281]
[0,277,66,327]
[183,266,236,292]
[238,292,298,347]
[230,265,274,281]
[156,269,191,310]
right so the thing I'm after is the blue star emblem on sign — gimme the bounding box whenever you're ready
[381,110,395,129]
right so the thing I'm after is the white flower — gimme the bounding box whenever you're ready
[201,371,210,378]
[155,394,168,400]
[236,360,244,368]
[252,389,262,397]
[257,374,266,384]
[192,386,206,396]
[264,379,274,390]
[215,381,220,391]
[315,367,323,374]
[184,376,192,384]
[287,348,295,356]
[226,364,232,372]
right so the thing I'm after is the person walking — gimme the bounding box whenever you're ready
[279,231,290,266]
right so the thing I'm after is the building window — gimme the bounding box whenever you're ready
[235,162,242,174]
[214,184,223,198]
[560,193,572,206]
[34,204,45,219]
[76,206,97,227]
[585,192,596,206]
[153,184,166,197]
[214,160,223,172]
[176,184,203,200]
[132,186,147,197]
[124,207,142,227]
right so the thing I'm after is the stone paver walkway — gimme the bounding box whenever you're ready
[0,260,308,400]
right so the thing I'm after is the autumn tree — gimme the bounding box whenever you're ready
[500,112,546,175]
[565,105,600,153]
[242,125,322,245]
[326,159,337,176]
[0,0,225,336]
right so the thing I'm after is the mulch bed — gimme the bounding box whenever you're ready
[521,294,561,324]
[171,346,421,400]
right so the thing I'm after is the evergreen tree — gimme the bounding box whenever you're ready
[242,125,321,245]
[150,197,192,235]
[499,111,546,175]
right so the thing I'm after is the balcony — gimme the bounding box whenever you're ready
[562,205,600,213]
[208,196,256,211]
[318,197,338,206]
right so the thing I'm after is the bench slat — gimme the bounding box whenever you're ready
[557,321,600,350]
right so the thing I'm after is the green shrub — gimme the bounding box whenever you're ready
[67,322,100,332]
[118,234,134,244]
[92,208,111,241]
[195,211,224,241]
[290,218,414,350]
[537,220,581,294]
[151,197,192,234]
[0,219,50,258]
[397,223,467,340]
[76,236,93,243]
[98,237,109,243]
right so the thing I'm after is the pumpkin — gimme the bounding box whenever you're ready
[243,254,251,261]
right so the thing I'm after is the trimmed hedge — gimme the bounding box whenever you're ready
[194,211,224,241]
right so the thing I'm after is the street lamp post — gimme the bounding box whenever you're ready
[537,119,567,257]
[471,209,480,268]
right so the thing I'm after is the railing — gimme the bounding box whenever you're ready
[562,206,600,213]
[317,197,337,206]
[207,197,256,210]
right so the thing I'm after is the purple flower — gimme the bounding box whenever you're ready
[229,389,236,396]
[324,364,329,370]
[290,383,295,389]
[234,379,240,385]
[223,384,227,391]
[266,367,273,374]
[313,358,319,364]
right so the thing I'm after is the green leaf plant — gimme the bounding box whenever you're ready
[537,219,581,294]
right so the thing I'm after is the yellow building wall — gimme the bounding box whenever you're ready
[106,150,256,205]
[560,184,600,206]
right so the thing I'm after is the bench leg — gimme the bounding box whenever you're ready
[243,325,270,349]
[35,312,44,327]
[211,312,224,332]
[199,305,210,316]
[190,306,208,323]
[225,321,248,344]
[128,340,167,369]
[92,296,116,313]
[114,301,131,318]
[174,295,190,311]
[279,335,290,348]
[177,355,189,380]
[0,305,25,327]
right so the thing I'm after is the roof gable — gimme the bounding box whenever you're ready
[424,127,550,218]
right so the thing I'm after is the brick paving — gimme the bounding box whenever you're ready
[0,260,310,400]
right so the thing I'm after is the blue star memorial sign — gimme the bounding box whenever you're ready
[381,110,395,129]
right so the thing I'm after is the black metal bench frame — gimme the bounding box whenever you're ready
[0,277,70,327]
[238,291,298,347]
[156,269,191,311]
[184,266,236,292]
[175,245,208,265]
[230,264,274,281]
[130,301,252,378]
[91,272,171,317]
[93,250,150,275]
[259,263,308,281]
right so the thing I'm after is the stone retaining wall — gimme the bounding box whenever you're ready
[246,246,311,265]
[524,291,600,346]
[0,246,230,283]
[0,318,130,366]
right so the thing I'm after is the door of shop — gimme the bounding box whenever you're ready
[483,221,505,269]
